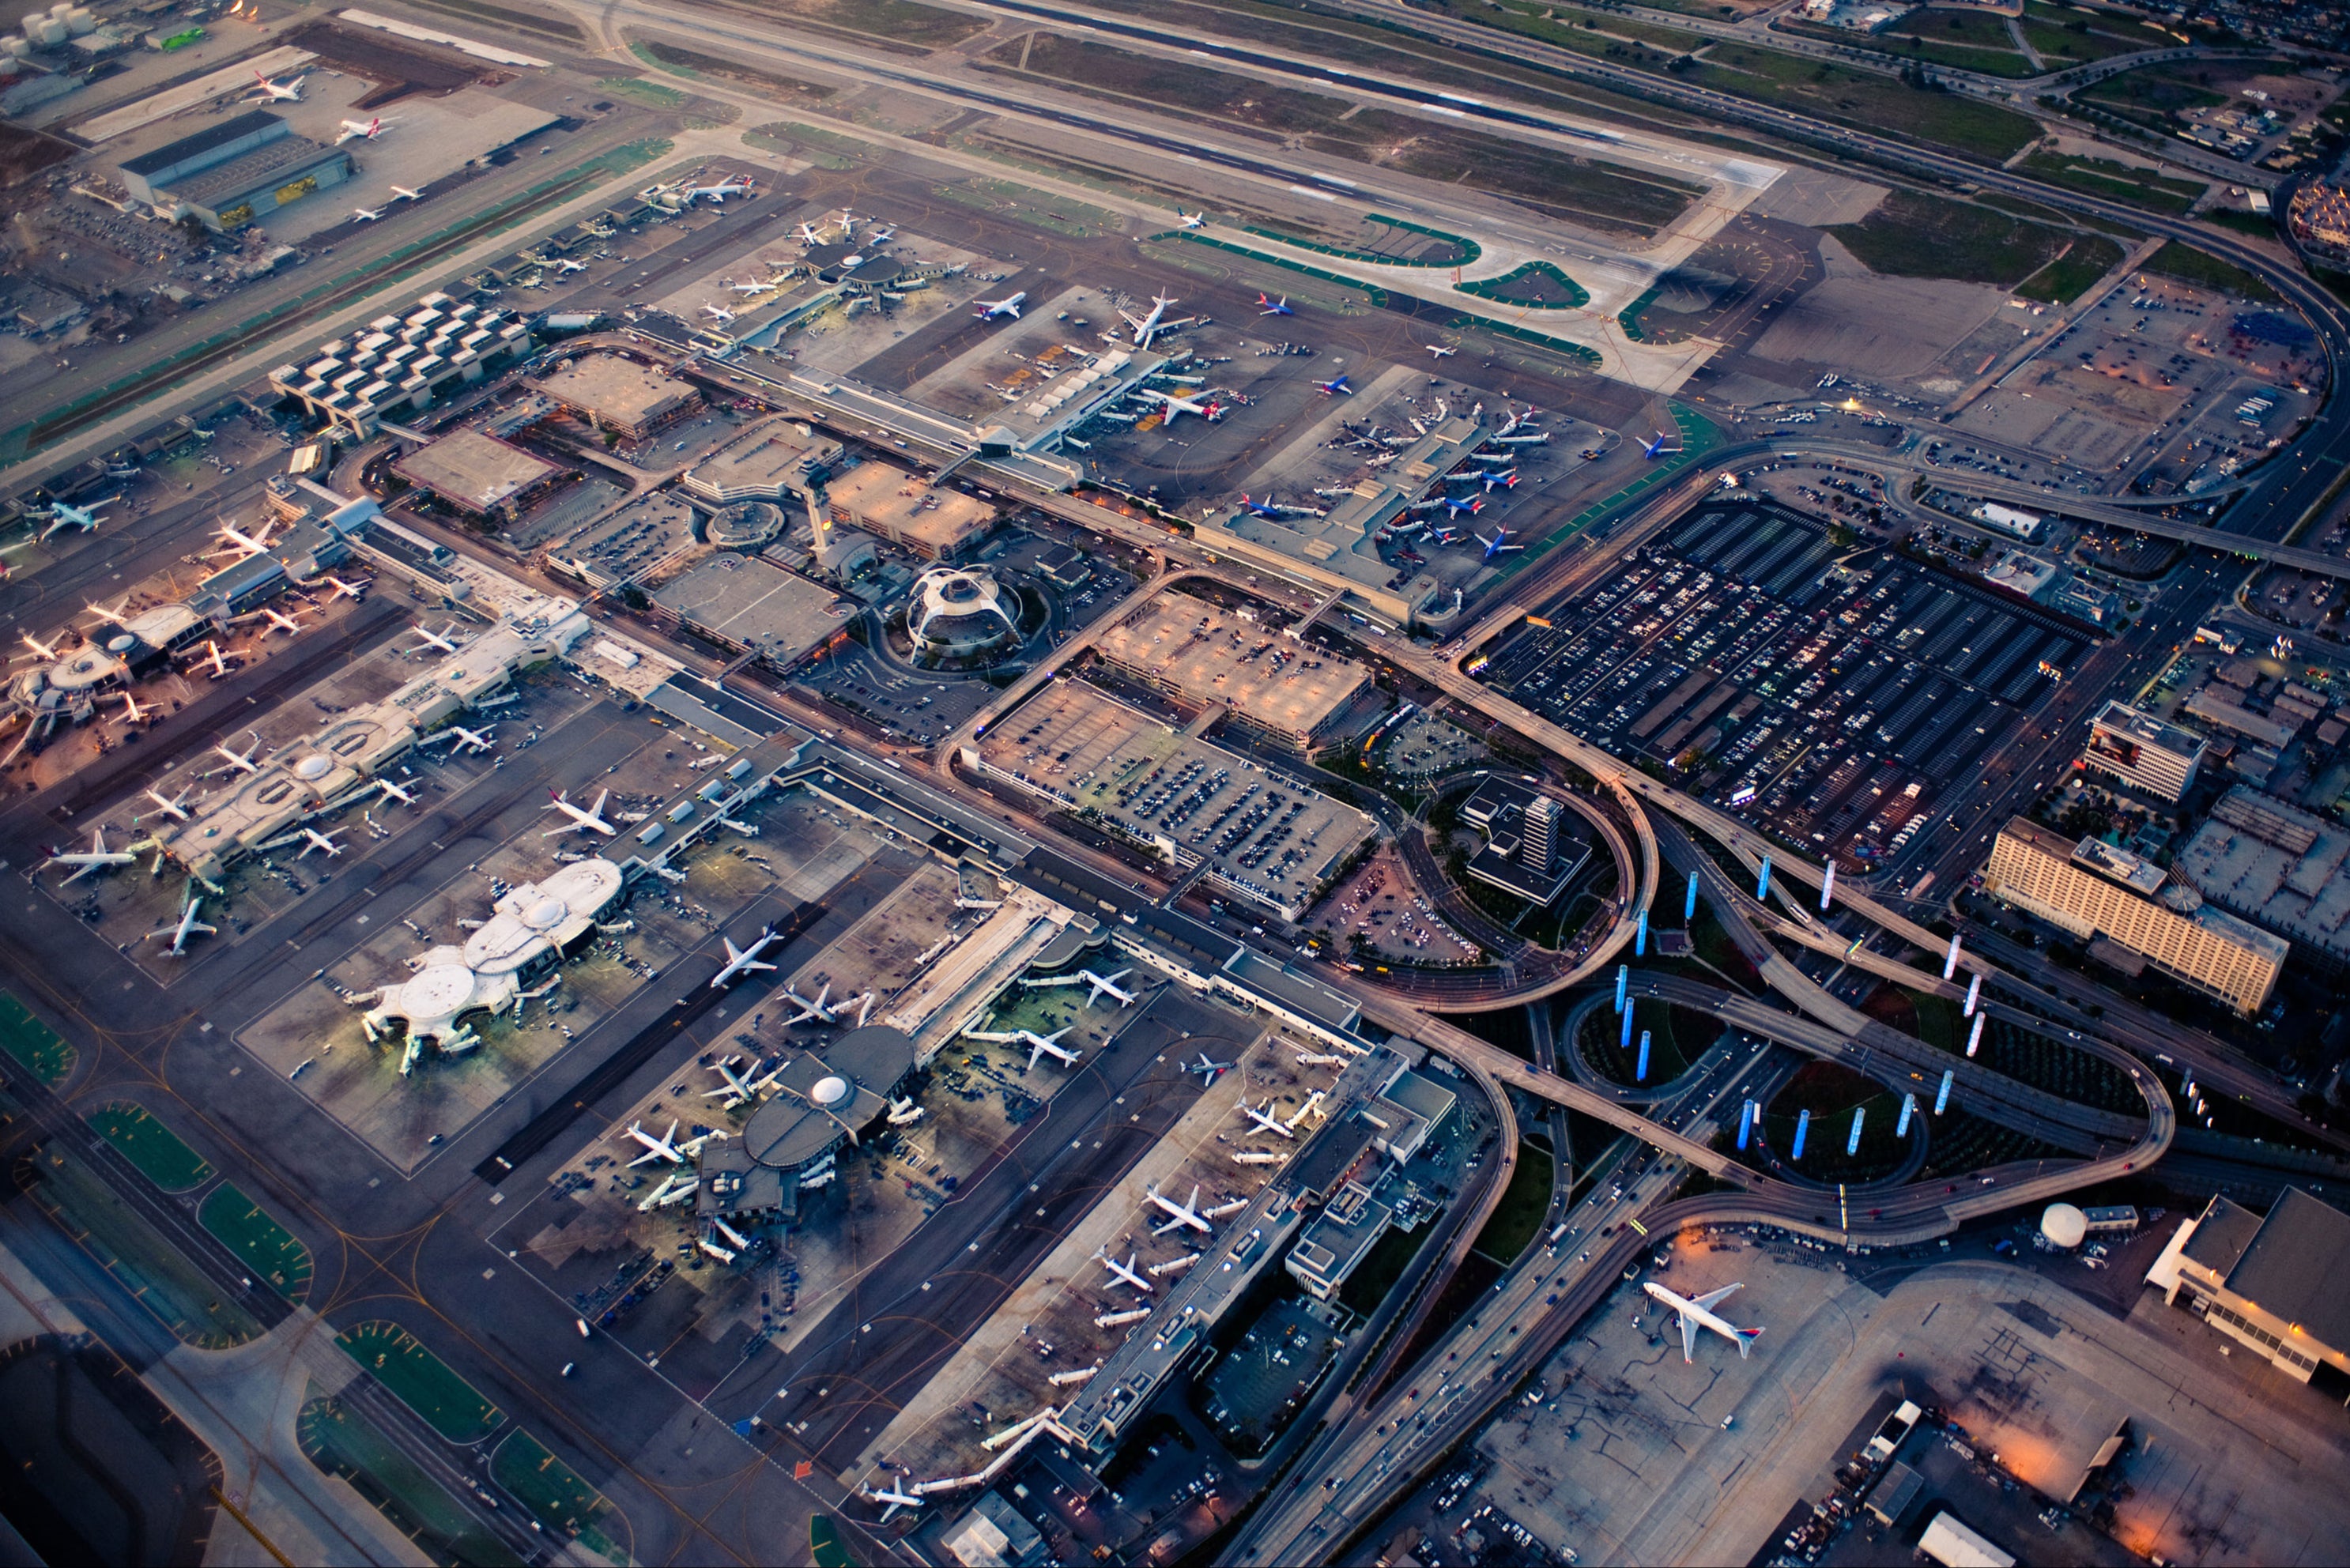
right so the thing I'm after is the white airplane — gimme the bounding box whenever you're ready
[723,278,773,294]
[836,208,860,234]
[1427,344,1457,358]
[785,982,837,1025]
[1186,1052,1233,1084]
[1147,1183,1213,1236]
[16,632,61,662]
[703,1056,758,1107]
[1020,1027,1079,1071]
[796,221,823,243]
[45,829,140,884]
[336,116,395,144]
[296,827,345,858]
[1176,209,1205,228]
[1135,388,1220,424]
[352,207,384,224]
[321,575,371,601]
[213,519,276,557]
[700,303,737,323]
[146,894,218,957]
[686,179,755,204]
[246,70,304,101]
[408,623,463,654]
[553,258,588,275]
[866,226,895,244]
[623,1118,688,1167]
[38,498,110,541]
[866,1479,922,1510]
[710,929,782,989]
[887,1096,924,1126]
[972,292,1026,321]
[143,787,192,822]
[1121,292,1182,349]
[253,605,307,635]
[212,733,264,775]
[375,777,418,807]
[1027,968,1136,1008]
[1093,1248,1153,1294]
[113,692,156,725]
[83,597,130,626]
[1239,1099,1296,1140]
[1644,1281,1763,1363]
[390,185,423,202]
[423,724,494,756]
[542,787,616,837]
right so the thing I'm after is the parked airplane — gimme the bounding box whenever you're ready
[408,623,463,654]
[1026,968,1135,1007]
[1313,375,1353,397]
[113,692,156,725]
[1478,468,1518,492]
[246,70,304,101]
[16,632,61,662]
[1256,293,1293,316]
[552,258,588,274]
[253,605,307,635]
[1135,388,1220,424]
[1477,527,1522,561]
[1020,1027,1079,1071]
[866,1479,923,1510]
[972,292,1026,321]
[1239,1099,1296,1140]
[45,829,141,884]
[335,116,394,144]
[389,185,423,202]
[320,574,371,601]
[296,827,345,858]
[1121,292,1186,349]
[785,982,838,1024]
[622,1119,688,1167]
[710,929,782,989]
[421,723,495,756]
[700,303,737,323]
[1640,429,1680,460]
[375,777,418,807]
[686,179,754,204]
[723,278,774,294]
[352,207,383,223]
[542,787,616,837]
[1239,493,1310,519]
[1644,1281,1762,1362]
[703,1056,758,1107]
[1094,1248,1153,1293]
[1147,1183,1213,1236]
[1176,209,1205,228]
[143,787,193,822]
[1186,1052,1233,1084]
[796,221,823,243]
[213,519,277,557]
[212,733,265,775]
[147,894,219,957]
[1426,344,1457,358]
[38,498,111,541]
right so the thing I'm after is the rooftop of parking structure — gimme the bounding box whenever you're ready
[1094,597,1372,742]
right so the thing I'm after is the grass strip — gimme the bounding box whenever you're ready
[338,1322,505,1445]
[0,992,74,1084]
[89,1102,213,1192]
[200,1182,314,1302]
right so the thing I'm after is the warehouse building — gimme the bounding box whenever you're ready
[119,110,349,229]
[2174,786,2350,970]
[532,353,701,443]
[2084,701,2207,802]
[2148,1187,2350,1384]
[1095,598,1372,753]
[1982,816,2287,1014]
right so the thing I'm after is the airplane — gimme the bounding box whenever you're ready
[796,221,823,243]
[1073,968,1135,1007]
[836,208,859,234]
[113,692,156,725]
[253,605,307,635]
[1644,1280,1762,1363]
[972,292,1026,321]
[621,1119,688,1167]
[423,724,494,756]
[408,623,463,654]
[146,893,218,957]
[1239,494,1308,519]
[296,827,345,858]
[1477,527,1522,562]
[211,733,265,775]
[1314,375,1353,397]
[1640,429,1681,460]
[700,303,737,323]
[143,787,192,822]
[1121,292,1186,349]
[389,185,423,202]
[723,278,774,294]
[245,70,304,102]
[1239,1099,1296,1140]
[45,829,141,884]
[1426,344,1457,358]
[213,519,277,558]
[866,226,896,244]
[1094,1248,1153,1294]
[16,632,61,662]
[866,1479,923,1510]
[335,117,395,144]
[1176,209,1205,228]
[552,258,588,275]
[1020,1027,1078,1071]
[351,207,383,224]
[1146,1182,1213,1236]
[785,982,837,1024]
[542,787,616,837]
[1478,468,1518,492]
[709,929,782,989]
[38,498,111,541]
[703,1056,758,1107]
[321,575,371,601]
[183,640,233,680]
[886,1096,924,1126]
[685,179,755,204]
[1135,388,1220,424]
[1256,293,1293,316]
[375,777,418,807]
[1186,1052,1232,1084]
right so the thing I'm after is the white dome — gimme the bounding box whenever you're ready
[907,565,1017,654]
[812,1074,850,1106]
[524,895,567,931]
[2040,1203,2088,1250]
[296,755,332,780]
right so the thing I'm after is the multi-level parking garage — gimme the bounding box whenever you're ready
[1481,496,2095,867]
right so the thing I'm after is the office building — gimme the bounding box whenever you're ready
[2084,701,2207,802]
[1982,817,2286,1014]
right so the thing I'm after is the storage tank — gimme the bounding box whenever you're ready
[64,8,96,33]
[2039,1204,2088,1250]
[2,36,29,56]
[47,3,72,19]
[31,17,68,45]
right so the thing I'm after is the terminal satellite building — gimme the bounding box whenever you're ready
[2084,701,2208,802]
[360,860,626,1050]
[699,1025,917,1222]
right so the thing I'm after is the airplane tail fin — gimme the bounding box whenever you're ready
[1736,1326,1763,1357]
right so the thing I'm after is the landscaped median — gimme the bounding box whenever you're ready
[201,1184,314,1302]
[338,1321,507,1444]
[1243,213,1481,268]
[492,1430,628,1561]
[0,991,75,1084]
[91,1102,213,1191]
[1455,258,1590,310]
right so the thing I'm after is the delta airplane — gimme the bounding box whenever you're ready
[246,70,304,101]
[143,788,193,823]
[1240,1099,1296,1140]
[710,929,782,989]
[408,623,463,654]
[622,1119,688,1167]
[38,498,111,541]
[1256,293,1293,316]
[1426,344,1456,358]
[542,788,616,837]
[1121,292,1186,349]
[389,185,423,202]
[1176,209,1205,228]
[1644,1281,1762,1362]
[335,116,394,144]
[1640,429,1681,460]
[352,207,383,223]
[1186,1052,1233,1084]
[296,827,345,858]
[1094,1249,1153,1293]
[786,982,839,1025]
[147,894,219,957]
[1314,375,1353,396]
[972,292,1026,321]
[1135,388,1220,424]
[421,724,494,756]
[1147,1183,1213,1236]
[211,733,264,775]
[1477,527,1522,561]
[45,829,141,884]
[700,303,737,323]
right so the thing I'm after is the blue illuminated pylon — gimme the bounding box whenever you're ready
[1792,1108,1810,1161]
[1967,1012,1985,1057]
[1620,1003,1635,1050]
[1897,1092,1916,1138]
[1635,906,1648,957]
[1614,965,1628,1013]
[1846,1107,1865,1156]
[1737,1100,1755,1150]
[1935,1069,1954,1114]
[1635,1030,1650,1083]
[1684,873,1699,923]
[1757,856,1772,901]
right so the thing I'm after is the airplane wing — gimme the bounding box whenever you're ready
[1690,1283,1741,1311]
[1680,1311,1701,1363]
